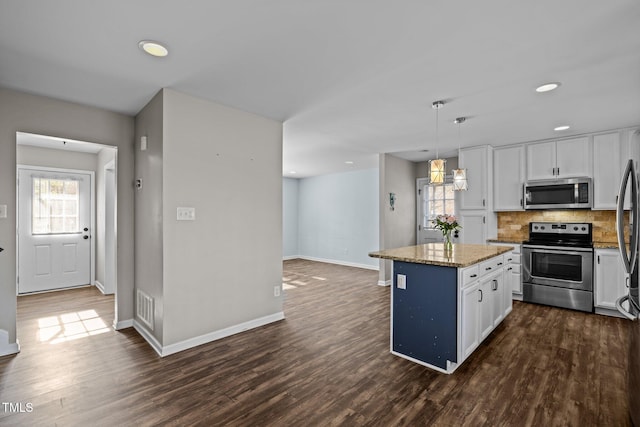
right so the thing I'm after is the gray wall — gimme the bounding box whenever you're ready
[0,88,135,349]
[161,89,283,346]
[378,154,417,283]
[17,144,98,171]
[283,178,299,258]
[297,168,379,269]
[134,90,164,343]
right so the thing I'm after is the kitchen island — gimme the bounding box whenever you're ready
[369,243,514,374]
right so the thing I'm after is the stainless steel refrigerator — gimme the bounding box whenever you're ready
[616,158,640,426]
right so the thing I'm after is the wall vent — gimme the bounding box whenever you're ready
[136,290,154,330]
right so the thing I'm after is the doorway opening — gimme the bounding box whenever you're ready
[15,132,118,346]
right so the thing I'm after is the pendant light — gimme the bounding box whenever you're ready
[429,100,446,184]
[452,117,468,191]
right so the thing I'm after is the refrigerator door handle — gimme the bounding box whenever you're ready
[616,294,637,321]
[617,159,639,274]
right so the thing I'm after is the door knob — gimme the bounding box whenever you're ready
[83,227,89,232]
[83,236,89,240]
[0,247,3,252]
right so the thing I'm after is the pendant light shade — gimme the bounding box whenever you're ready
[452,168,468,190]
[429,100,445,185]
[452,116,468,191]
[430,158,446,184]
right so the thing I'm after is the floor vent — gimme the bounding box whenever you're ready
[136,290,154,330]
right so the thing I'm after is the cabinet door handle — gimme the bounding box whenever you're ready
[483,216,486,224]
[485,267,492,271]
[507,267,513,271]
[492,279,498,291]
[597,255,600,264]
[497,262,503,266]
[470,274,478,278]
[507,258,513,262]
[520,198,523,207]
[482,199,486,207]
[478,289,483,302]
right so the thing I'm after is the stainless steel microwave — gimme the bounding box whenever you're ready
[523,177,592,210]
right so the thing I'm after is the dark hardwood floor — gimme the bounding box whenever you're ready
[0,259,632,426]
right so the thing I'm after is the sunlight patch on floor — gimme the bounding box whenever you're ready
[283,283,297,290]
[37,309,111,344]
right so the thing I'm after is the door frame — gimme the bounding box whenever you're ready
[16,164,96,294]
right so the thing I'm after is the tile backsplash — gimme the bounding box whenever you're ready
[497,210,626,243]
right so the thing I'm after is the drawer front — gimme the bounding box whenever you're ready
[480,256,503,276]
[506,254,521,265]
[461,265,480,287]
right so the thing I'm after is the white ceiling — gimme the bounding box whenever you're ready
[1,1,639,177]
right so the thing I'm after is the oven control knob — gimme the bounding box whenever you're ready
[540,226,545,230]
[574,226,578,231]
[534,226,539,230]
[581,227,586,231]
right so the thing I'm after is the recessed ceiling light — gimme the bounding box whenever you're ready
[345,161,354,165]
[554,125,570,131]
[138,40,168,57]
[536,82,561,93]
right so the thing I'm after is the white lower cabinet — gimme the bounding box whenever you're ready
[461,282,481,358]
[594,249,626,310]
[459,252,513,361]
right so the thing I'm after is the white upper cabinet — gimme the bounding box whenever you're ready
[526,141,555,180]
[459,146,490,210]
[556,136,592,178]
[493,145,525,211]
[526,136,592,181]
[593,132,622,210]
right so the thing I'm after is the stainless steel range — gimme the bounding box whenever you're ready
[522,222,594,312]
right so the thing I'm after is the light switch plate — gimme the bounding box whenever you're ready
[0,204,7,219]
[397,274,406,289]
[177,207,196,221]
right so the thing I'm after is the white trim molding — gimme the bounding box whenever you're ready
[94,280,105,294]
[113,319,134,330]
[377,280,391,287]
[134,312,286,358]
[0,329,20,357]
[282,255,299,261]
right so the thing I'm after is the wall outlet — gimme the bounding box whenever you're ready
[177,207,196,221]
[274,285,281,297]
[397,274,407,290]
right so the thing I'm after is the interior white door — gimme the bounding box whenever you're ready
[18,168,92,294]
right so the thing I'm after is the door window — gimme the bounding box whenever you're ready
[424,183,455,229]
[32,177,80,234]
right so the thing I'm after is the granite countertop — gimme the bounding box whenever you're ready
[594,242,620,249]
[486,238,523,245]
[369,243,513,268]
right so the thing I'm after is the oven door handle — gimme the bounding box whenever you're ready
[616,295,637,321]
[522,245,593,255]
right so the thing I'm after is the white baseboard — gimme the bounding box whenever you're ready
[0,330,20,357]
[378,280,391,287]
[95,280,105,294]
[133,320,163,357]
[133,312,286,358]
[113,318,134,330]
[283,255,299,261]
[297,256,379,271]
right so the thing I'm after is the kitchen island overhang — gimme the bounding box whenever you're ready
[370,243,514,374]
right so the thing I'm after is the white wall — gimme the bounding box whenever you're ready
[283,178,299,258]
[96,147,117,293]
[0,88,135,354]
[297,168,379,269]
[161,89,283,347]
